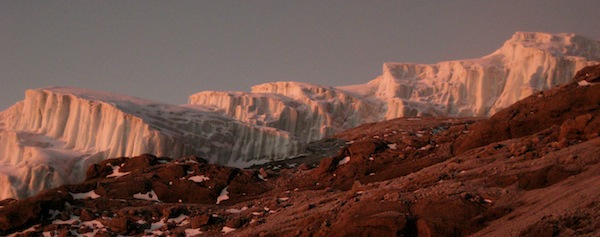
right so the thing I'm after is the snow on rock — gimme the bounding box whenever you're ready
[147,218,166,232]
[258,174,267,181]
[70,190,100,200]
[226,207,247,214]
[188,175,210,183]
[52,214,80,225]
[216,186,230,204]
[338,156,351,166]
[168,214,190,226]
[133,189,160,202]
[578,80,593,86]
[222,226,236,234]
[185,228,204,236]
[0,87,301,200]
[106,164,131,178]
[7,225,39,237]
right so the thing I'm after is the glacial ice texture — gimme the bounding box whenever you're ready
[190,32,600,144]
[0,88,300,199]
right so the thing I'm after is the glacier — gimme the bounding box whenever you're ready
[340,32,600,117]
[189,82,381,143]
[0,87,301,199]
[1,31,599,200]
[190,32,600,139]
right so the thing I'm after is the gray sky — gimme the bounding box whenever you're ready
[1,1,599,110]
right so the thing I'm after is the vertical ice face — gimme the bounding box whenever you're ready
[0,87,301,199]
[189,82,381,143]
[190,32,600,144]
[345,32,600,117]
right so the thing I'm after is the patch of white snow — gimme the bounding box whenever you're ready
[185,228,204,236]
[188,175,210,183]
[338,156,351,166]
[70,190,100,200]
[222,226,236,234]
[106,164,131,178]
[216,187,229,204]
[133,190,160,202]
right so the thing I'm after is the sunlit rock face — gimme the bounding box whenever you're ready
[0,87,301,199]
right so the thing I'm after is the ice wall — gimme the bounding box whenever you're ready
[0,87,300,199]
[190,32,600,145]
[189,82,381,142]
[348,32,600,117]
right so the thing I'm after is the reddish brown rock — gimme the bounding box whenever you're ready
[108,217,131,234]
[226,217,248,228]
[80,209,97,222]
[120,154,160,172]
[190,214,210,229]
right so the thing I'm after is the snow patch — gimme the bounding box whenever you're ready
[106,164,131,178]
[52,214,80,225]
[147,218,166,231]
[168,214,190,226]
[222,226,236,234]
[578,80,593,86]
[7,225,39,237]
[185,228,204,236]
[278,197,290,202]
[70,190,100,200]
[258,174,267,181]
[188,175,210,183]
[133,190,160,202]
[216,187,229,204]
[338,156,351,166]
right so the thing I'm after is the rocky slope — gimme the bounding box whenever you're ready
[1,65,599,236]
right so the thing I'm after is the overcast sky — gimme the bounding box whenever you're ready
[1,0,599,110]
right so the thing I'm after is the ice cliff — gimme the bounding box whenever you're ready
[341,32,600,117]
[191,32,600,143]
[189,82,380,143]
[0,87,300,199]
